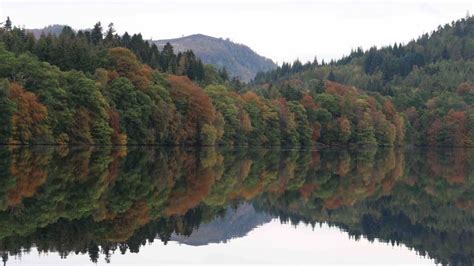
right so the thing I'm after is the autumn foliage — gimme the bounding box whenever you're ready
[0,35,470,147]
[8,83,49,144]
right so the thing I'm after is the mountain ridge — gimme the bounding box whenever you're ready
[154,34,277,82]
[25,24,277,82]
[27,24,69,39]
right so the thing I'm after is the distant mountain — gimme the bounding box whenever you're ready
[154,34,277,82]
[170,204,272,246]
[26,26,276,81]
[27,24,66,39]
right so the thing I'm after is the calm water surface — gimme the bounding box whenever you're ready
[0,147,472,265]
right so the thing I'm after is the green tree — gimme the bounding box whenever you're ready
[91,22,103,45]
[0,80,15,143]
[4,17,12,31]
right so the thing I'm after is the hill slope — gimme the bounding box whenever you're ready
[154,34,277,82]
[27,24,67,39]
[251,16,473,147]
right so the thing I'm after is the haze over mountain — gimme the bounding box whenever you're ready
[154,34,277,82]
[27,24,68,39]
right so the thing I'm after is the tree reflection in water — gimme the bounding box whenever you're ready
[0,146,472,265]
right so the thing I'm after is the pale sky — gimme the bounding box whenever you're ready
[1,0,472,64]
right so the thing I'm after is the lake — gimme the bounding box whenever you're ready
[0,147,472,265]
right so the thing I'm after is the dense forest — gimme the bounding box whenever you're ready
[0,16,472,146]
[0,147,472,264]
[253,15,474,147]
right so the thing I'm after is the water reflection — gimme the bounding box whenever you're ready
[0,146,472,265]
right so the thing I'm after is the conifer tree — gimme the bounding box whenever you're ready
[91,22,103,45]
[328,71,336,81]
[4,17,11,31]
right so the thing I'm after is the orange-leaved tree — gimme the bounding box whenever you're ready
[8,83,50,144]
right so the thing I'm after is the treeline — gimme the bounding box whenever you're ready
[0,16,472,146]
[252,16,474,146]
[0,147,472,264]
[0,18,406,146]
[0,18,205,81]
[254,15,474,84]
[0,43,405,146]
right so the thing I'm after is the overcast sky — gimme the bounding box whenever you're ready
[1,0,472,64]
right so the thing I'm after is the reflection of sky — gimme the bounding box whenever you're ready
[10,220,434,265]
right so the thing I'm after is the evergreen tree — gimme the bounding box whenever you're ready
[219,67,229,81]
[195,59,205,81]
[442,47,450,59]
[328,70,336,81]
[160,42,176,73]
[104,23,118,47]
[91,22,103,45]
[149,43,160,69]
[121,32,131,48]
[4,17,11,31]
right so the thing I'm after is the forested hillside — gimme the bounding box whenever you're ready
[253,15,474,146]
[154,34,277,82]
[0,16,472,146]
[2,20,207,81]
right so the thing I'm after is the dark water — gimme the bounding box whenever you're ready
[0,147,472,265]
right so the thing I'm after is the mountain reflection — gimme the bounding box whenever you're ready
[0,146,472,265]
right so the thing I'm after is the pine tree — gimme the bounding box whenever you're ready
[104,23,117,47]
[442,47,450,59]
[121,32,131,48]
[219,67,229,81]
[195,60,205,81]
[328,70,336,81]
[161,42,175,73]
[91,22,103,45]
[4,16,11,31]
[149,43,160,69]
